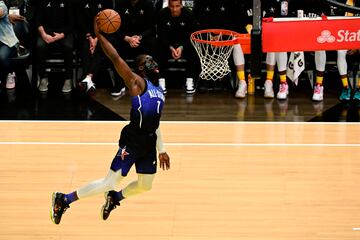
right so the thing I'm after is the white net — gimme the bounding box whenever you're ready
[191,30,237,81]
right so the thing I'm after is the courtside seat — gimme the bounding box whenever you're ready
[10,20,32,85]
[42,50,80,87]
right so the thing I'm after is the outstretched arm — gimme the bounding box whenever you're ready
[94,17,146,96]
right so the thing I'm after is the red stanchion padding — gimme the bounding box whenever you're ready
[262,16,360,52]
[237,34,251,54]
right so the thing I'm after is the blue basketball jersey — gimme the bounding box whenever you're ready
[130,79,165,133]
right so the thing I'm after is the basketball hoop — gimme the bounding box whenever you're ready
[191,29,246,81]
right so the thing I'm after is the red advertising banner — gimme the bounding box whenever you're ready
[262,17,360,52]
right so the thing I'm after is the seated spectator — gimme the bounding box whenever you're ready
[76,0,125,97]
[157,0,199,94]
[0,0,19,90]
[117,0,157,59]
[36,0,74,93]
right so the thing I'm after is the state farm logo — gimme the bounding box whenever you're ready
[317,30,335,43]
[317,29,360,43]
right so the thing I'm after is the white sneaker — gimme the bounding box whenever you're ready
[111,87,126,97]
[80,75,96,94]
[235,80,247,98]
[6,72,16,89]
[277,82,289,100]
[62,79,72,93]
[312,84,324,101]
[264,80,274,98]
[185,78,195,94]
[158,78,167,94]
[38,78,48,92]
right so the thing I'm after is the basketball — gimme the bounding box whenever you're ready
[96,9,121,34]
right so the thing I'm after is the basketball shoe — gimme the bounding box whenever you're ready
[79,75,96,94]
[312,84,324,101]
[50,192,70,224]
[277,82,289,100]
[235,80,247,98]
[339,87,351,101]
[185,78,195,94]
[6,72,16,89]
[353,88,360,101]
[264,80,274,98]
[101,191,120,220]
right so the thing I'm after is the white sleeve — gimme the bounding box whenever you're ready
[155,127,166,154]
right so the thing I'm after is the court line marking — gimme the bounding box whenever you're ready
[353,228,360,231]
[0,142,359,147]
[0,120,359,125]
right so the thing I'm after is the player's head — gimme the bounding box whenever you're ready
[169,0,182,17]
[135,54,160,85]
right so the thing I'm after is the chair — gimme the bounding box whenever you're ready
[10,20,32,84]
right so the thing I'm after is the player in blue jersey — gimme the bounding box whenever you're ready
[50,17,170,225]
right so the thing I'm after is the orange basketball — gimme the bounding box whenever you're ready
[96,9,121,34]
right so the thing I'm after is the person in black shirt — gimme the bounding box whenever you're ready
[157,0,199,94]
[117,0,156,59]
[76,0,126,97]
[36,0,74,93]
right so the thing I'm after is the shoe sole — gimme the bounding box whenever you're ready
[50,192,57,224]
[101,192,109,221]
[62,89,72,93]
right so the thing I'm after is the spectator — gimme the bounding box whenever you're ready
[157,0,199,94]
[0,0,19,90]
[76,0,125,96]
[36,0,74,93]
[117,0,157,59]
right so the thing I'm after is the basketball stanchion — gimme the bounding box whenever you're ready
[190,29,250,82]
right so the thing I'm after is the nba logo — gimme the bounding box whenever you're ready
[281,1,288,16]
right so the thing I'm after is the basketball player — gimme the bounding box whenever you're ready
[50,17,170,224]
[292,0,331,101]
[233,0,253,98]
[335,0,358,101]
[263,0,292,100]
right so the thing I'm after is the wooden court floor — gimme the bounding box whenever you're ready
[0,121,359,240]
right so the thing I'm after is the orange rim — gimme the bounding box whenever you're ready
[191,29,248,47]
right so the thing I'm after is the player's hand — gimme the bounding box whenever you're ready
[94,15,100,36]
[53,32,64,41]
[8,14,25,24]
[41,33,55,44]
[159,152,170,170]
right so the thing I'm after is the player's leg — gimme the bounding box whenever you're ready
[354,62,360,101]
[50,169,124,224]
[276,52,288,100]
[264,52,275,98]
[101,142,157,220]
[337,50,351,101]
[233,44,247,98]
[312,50,326,101]
[50,145,133,225]
[101,174,155,220]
